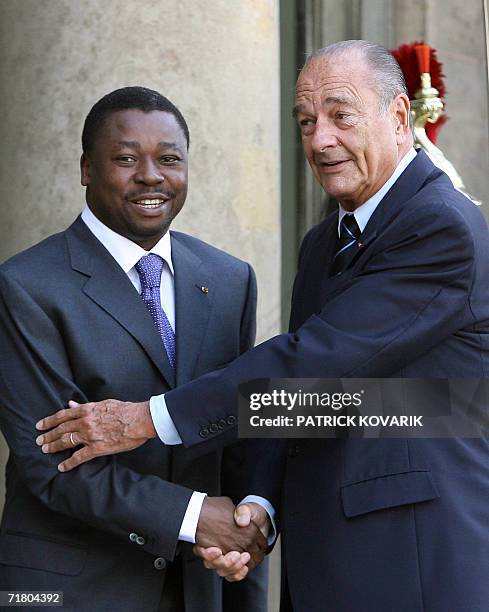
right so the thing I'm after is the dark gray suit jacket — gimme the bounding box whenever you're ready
[0,217,266,611]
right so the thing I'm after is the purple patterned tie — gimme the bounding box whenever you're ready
[135,254,176,368]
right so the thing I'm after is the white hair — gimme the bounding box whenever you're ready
[306,40,408,114]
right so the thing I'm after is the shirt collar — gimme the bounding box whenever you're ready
[81,206,174,274]
[337,147,417,236]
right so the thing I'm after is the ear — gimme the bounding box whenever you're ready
[80,153,91,187]
[391,94,411,143]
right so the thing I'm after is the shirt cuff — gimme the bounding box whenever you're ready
[149,394,182,445]
[178,491,207,543]
[240,495,277,546]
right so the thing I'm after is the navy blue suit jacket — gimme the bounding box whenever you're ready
[165,151,489,611]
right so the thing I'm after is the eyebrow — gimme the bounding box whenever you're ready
[157,141,182,150]
[323,95,354,107]
[158,142,185,155]
[292,95,358,118]
[292,104,303,118]
[115,141,140,149]
[115,140,185,154]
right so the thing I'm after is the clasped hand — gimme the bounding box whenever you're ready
[35,399,269,581]
[195,498,270,581]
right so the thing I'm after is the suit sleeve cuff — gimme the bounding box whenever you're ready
[149,394,183,445]
[240,495,277,546]
[178,491,207,543]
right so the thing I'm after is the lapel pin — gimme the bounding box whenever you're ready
[200,286,209,294]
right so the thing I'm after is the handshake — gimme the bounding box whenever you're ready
[194,498,270,581]
[35,399,270,580]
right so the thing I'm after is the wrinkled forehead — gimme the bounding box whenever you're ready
[295,52,374,105]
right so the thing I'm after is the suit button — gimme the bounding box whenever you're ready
[129,532,138,543]
[218,419,227,430]
[226,415,237,425]
[209,423,219,433]
[154,557,167,570]
[136,536,146,546]
[199,427,209,438]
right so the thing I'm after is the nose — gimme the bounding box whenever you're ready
[134,158,164,185]
[310,116,338,153]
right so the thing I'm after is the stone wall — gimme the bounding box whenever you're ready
[0,0,281,337]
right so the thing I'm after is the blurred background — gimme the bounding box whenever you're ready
[1,1,488,609]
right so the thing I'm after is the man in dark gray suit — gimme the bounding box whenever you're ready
[0,87,266,611]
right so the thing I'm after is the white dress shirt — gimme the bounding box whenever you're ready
[149,147,418,541]
[81,206,176,329]
[81,206,205,543]
[337,147,417,234]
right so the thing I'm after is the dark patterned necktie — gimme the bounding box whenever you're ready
[135,254,176,368]
[330,213,361,276]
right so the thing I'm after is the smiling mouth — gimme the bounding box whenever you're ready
[319,160,351,173]
[131,198,169,209]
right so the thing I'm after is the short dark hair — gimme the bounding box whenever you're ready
[82,86,190,154]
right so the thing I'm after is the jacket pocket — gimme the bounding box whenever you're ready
[0,531,87,576]
[341,469,440,518]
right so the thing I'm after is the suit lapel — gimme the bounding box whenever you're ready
[66,218,176,387]
[171,233,215,386]
[322,150,441,301]
[360,150,440,242]
[318,216,341,304]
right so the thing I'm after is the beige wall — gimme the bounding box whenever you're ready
[0,0,281,338]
